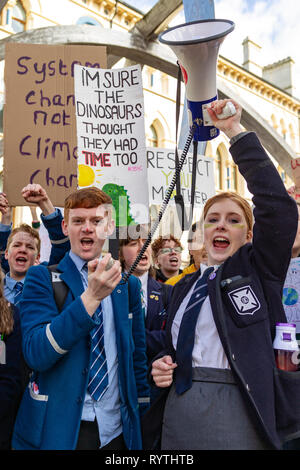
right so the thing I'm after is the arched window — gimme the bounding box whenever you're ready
[225,156,238,191]
[280,118,287,141]
[0,100,3,134]
[161,74,169,95]
[150,72,155,87]
[289,123,296,148]
[277,165,287,184]
[148,124,158,147]
[76,17,101,26]
[214,149,222,190]
[11,1,26,33]
[271,114,278,130]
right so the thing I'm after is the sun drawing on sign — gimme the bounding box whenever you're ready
[78,164,103,187]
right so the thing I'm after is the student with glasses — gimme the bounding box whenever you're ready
[151,235,183,283]
[165,222,208,287]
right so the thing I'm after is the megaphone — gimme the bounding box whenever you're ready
[159,19,235,141]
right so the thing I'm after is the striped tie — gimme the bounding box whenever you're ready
[88,303,109,401]
[81,263,108,400]
[13,281,23,306]
[175,267,214,395]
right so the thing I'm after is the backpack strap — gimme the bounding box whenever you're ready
[47,264,69,313]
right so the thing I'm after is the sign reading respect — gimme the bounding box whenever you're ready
[3,43,106,206]
[147,148,215,207]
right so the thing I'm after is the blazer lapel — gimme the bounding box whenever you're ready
[110,277,130,344]
[207,263,231,358]
[57,254,85,298]
[147,277,161,313]
[170,269,201,320]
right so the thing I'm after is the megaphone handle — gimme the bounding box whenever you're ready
[121,123,197,284]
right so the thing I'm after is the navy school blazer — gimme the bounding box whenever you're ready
[145,275,172,362]
[12,253,149,450]
[143,132,299,450]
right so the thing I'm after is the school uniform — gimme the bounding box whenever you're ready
[155,268,182,283]
[12,252,149,450]
[1,208,70,307]
[143,132,300,450]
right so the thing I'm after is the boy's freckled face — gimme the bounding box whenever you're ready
[62,206,114,261]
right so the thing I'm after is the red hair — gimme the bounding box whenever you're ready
[64,187,112,222]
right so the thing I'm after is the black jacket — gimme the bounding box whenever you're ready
[143,132,299,450]
[145,275,172,362]
[0,306,23,449]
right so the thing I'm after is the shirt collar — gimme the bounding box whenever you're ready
[69,251,88,272]
[69,251,104,273]
[5,273,24,290]
[201,263,220,273]
[139,271,149,289]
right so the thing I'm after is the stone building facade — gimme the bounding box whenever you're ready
[0,0,299,242]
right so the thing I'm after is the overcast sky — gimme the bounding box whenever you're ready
[128,0,300,97]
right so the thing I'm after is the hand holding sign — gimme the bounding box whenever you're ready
[0,193,9,215]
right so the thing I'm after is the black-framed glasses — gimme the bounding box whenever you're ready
[159,247,182,255]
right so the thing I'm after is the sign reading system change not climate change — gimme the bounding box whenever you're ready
[4,43,107,206]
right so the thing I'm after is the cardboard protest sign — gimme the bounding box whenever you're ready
[3,43,107,206]
[74,64,149,227]
[147,148,215,207]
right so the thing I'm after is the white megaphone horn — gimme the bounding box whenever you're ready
[159,19,235,141]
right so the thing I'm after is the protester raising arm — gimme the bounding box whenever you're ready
[148,99,298,451]
[0,269,22,449]
[21,183,70,265]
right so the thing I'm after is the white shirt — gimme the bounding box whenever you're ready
[171,264,230,370]
[139,271,149,312]
[69,251,122,448]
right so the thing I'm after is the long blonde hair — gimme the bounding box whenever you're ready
[0,270,14,336]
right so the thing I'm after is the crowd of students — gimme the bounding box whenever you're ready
[0,99,300,450]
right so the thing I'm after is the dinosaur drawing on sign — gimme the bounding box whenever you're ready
[102,183,137,227]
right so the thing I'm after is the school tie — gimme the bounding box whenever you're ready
[81,263,109,401]
[88,303,109,400]
[140,288,147,318]
[175,266,214,395]
[13,281,23,306]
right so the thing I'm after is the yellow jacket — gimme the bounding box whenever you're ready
[165,264,197,286]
